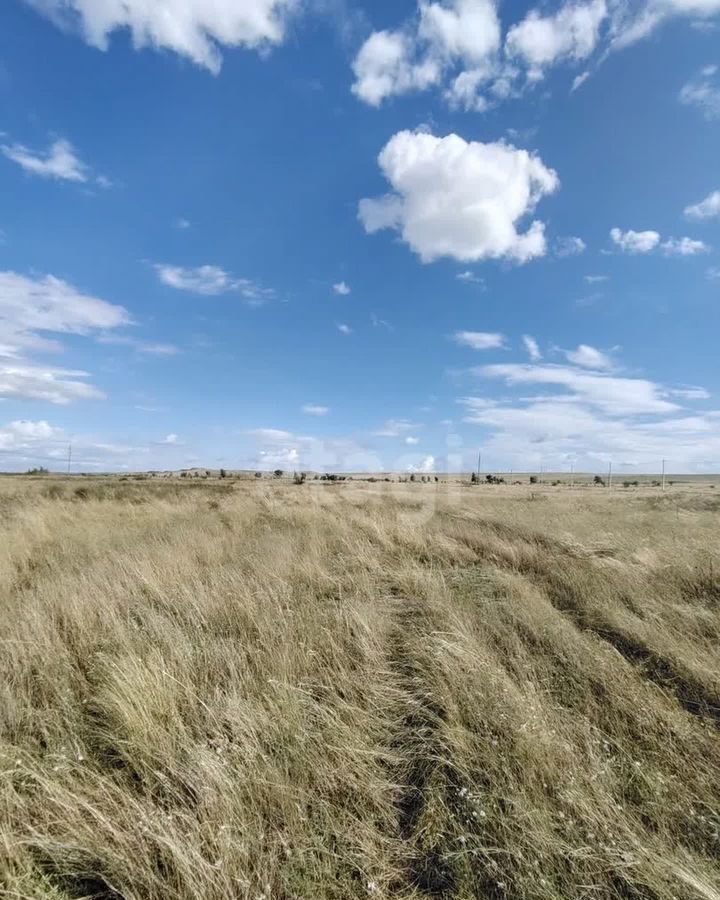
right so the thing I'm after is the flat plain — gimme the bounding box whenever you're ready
[2,476,720,900]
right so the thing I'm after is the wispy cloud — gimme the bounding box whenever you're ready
[1,137,108,185]
[453,331,506,350]
[679,65,720,120]
[522,335,542,361]
[374,419,424,437]
[333,281,351,295]
[155,264,273,302]
[302,404,329,416]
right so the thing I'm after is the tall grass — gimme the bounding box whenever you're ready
[1,478,719,899]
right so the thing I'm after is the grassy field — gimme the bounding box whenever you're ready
[1,477,720,900]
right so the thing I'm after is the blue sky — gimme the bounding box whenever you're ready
[1,0,719,473]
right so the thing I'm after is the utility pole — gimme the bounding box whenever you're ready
[607,461,613,490]
[476,450,482,481]
[662,458,666,492]
[67,442,72,475]
[570,463,574,488]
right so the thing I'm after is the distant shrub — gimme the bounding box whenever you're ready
[220,469,227,479]
[255,472,263,478]
[27,467,49,476]
[529,476,538,485]
[273,470,283,479]
[293,472,306,485]
[409,474,416,482]
[594,476,605,486]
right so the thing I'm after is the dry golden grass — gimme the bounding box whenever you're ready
[1,476,720,900]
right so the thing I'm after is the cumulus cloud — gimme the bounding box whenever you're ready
[351,0,500,107]
[565,343,614,369]
[155,264,273,301]
[27,0,299,74]
[407,454,436,473]
[359,130,559,264]
[679,65,720,119]
[405,436,420,445]
[337,323,352,335]
[350,1,720,110]
[610,227,661,253]
[661,236,709,255]
[506,0,607,78]
[453,330,506,350]
[610,228,708,256]
[302,404,329,416]
[333,281,351,295]
[522,335,542,360]
[685,189,720,220]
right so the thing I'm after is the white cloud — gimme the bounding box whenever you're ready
[0,271,130,355]
[460,352,720,472]
[565,343,614,369]
[506,0,607,77]
[611,3,720,49]
[28,0,299,74]
[555,235,586,257]
[174,217,191,229]
[155,264,272,301]
[351,30,442,106]
[374,419,424,437]
[351,0,500,107]
[248,428,295,441]
[96,334,179,355]
[0,419,62,450]
[453,330,506,350]
[160,433,180,444]
[708,267,720,280]
[302,404,329,416]
[478,362,678,415]
[610,227,660,253]
[522,334,542,360]
[456,270,484,284]
[0,271,142,404]
[1,138,91,182]
[359,130,559,264]
[571,69,590,90]
[679,66,720,119]
[661,236,709,255]
[337,323,352,335]
[407,454,436,473]
[671,386,711,400]
[685,190,720,220]
[584,274,608,283]
[0,361,105,404]
[333,281,351,295]
[405,436,420,445]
